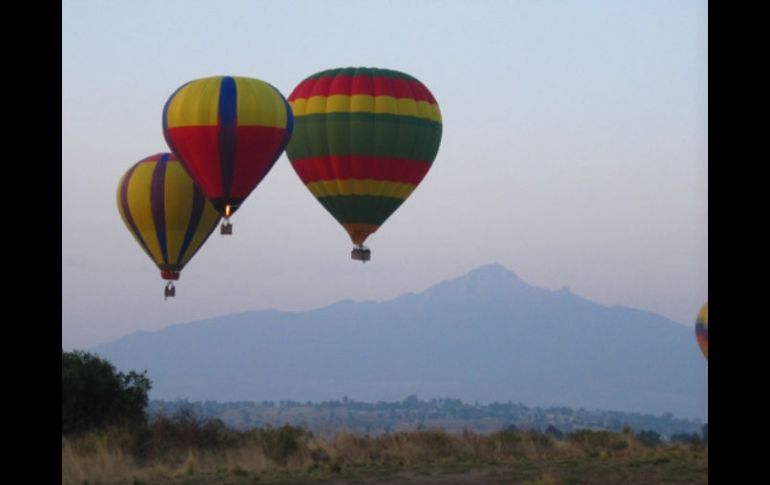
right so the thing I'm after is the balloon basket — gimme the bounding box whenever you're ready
[220,221,233,235]
[351,246,371,262]
[164,282,176,300]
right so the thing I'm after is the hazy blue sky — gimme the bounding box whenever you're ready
[62,0,707,350]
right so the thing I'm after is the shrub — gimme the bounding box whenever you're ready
[544,424,563,439]
[252,425,312,465]
[566,429,630,455]
[62,350,151,435]
[669,432,702,445]
[144,405,238,457]
[635,430,662,447]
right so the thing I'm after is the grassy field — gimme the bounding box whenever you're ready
[62,421,707,484]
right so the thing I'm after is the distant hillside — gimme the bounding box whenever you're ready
[92,264,708,419]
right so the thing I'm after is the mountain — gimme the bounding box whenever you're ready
[91,264,708,419]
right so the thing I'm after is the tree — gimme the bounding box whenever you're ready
[62,350,152,434]
[635,429,662,447]
[403,394,419,408]
[545,424,563,439]
[669,432,701,445]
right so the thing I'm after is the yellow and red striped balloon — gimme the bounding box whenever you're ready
[285,67,442,256]
[116,153,220,290]
[162,76,293,222]
[695,302,708,360]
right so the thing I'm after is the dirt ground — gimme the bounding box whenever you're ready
[117,456,707,485]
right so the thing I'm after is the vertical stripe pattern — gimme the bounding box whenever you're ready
[217,76,238,198]
[163,75,293,217]
[116,153,221,279]
[285,67,442,246]
[695,302,708,360]
[150,157,169,264]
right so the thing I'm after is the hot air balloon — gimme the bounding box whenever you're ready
[117,153,221,298]
[695,302,708,359]
[285,67,442,261]
[163,75,293,234]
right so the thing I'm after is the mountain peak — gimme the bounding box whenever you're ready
[460,263,528,287]
[466,263,522,281]
[91,262,706,419]
[419,263,532,302]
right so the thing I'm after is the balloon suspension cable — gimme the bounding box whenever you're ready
[164,281,176,300]
[351,244,371,263]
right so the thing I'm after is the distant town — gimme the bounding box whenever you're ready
[149,395,705,440]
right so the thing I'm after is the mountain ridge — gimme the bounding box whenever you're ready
[91,263,707,419]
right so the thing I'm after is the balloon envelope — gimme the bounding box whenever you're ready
[285,67,442,247]
[695,302,708,359]
[163,75,293,218]
[116,153,220,280]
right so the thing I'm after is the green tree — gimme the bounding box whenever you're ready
[62,350,152,434]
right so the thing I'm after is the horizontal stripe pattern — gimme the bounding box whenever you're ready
[292,156,431,186]
[290,68,438,104]
[317,195,407,226]
[287,67,441,246]
[304,67,416,80]
[288,113,441,162]
[307,179,416,199]
[117,153,220,278]
[292,95,441,123]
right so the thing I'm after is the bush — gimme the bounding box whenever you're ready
[635,430,662,447]
[488,429,524,456]
[62,350,151,435]
[526,430,555,453]
[669,432,702,445]
[252,425,312,465]
[567,429,630,454]
[147,405,237,455]
[545,424,563,439]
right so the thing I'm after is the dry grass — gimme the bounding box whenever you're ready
[62,425,707,484]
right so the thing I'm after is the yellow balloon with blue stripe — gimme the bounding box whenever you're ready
[117,153,220,297]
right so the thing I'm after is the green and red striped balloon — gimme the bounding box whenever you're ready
[286,67,442,256]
